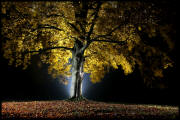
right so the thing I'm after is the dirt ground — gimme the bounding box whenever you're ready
[1,100,179,120]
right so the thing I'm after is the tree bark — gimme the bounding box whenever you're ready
[70,41,85,99]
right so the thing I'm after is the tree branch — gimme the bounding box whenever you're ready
[46,14,62,18]
[87,2,102,39]
[32,12,84,41]
[23,46,73,54]
[91,39,127,45]
[81,40,92,52]
[68,22,81,33]
[32,24,64,32]
[93,34,112,40]
[30,24,78,41]
[93,20,129,40]
[44,13,81,34]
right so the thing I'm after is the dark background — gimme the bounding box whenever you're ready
[0,53,178,106]
[0,0,178,106]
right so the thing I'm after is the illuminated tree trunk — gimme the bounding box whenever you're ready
[71,40,85,99]
[70,1,89,99]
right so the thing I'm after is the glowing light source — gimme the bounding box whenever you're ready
[70,76,74,97]
[67,77,72,97]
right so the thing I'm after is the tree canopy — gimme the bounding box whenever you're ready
[1,1,175,87]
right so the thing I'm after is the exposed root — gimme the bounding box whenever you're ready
[67,96,88,102]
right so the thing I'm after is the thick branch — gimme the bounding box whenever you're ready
[87,2,102,39]
[81,40,92,52]
[68,22,81,33]
[23,46,73,54]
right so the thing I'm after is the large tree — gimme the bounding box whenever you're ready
[1,1,175,99]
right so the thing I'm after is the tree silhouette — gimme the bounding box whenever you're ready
[1,1,175,99]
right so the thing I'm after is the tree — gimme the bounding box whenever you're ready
[1,1,175,99]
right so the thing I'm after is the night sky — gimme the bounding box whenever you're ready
[0,0,178,106]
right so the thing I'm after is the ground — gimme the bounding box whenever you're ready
[1,99,179,120]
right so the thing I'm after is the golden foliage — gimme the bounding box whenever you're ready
[84,41,135,83]
[1,1,175,85]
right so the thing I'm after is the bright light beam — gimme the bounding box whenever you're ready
[67,77,72,97]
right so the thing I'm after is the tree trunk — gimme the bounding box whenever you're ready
[70,41,85,99]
